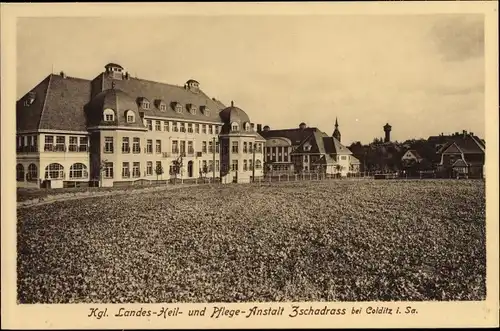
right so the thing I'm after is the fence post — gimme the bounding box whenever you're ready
[278,174,281,182]
[287,174,290,182]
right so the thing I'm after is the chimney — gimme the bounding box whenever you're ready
[60,71,67,79]
[231,101,234,107]
[257,124,262,132]
[263,125,270,132]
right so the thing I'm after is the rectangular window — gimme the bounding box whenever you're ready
[188,141,194,155]
[232,141,239,154]
[209,160,214,172]
[257,143,263,153]
[243,160,248,171]
[79,137,88,152]
[202,141,207,153]
[104,136,113,153]
[122,162,130,178]
[215,141,220,153]
[55,136,65,152]
[172,140,179,154]
[209,125,213,135]
[202,160,208,172]
[122,137,130,153]
[127,114,134,123]
[208,141,214,153]
[195,124,200,134]
[147,161,153,176]
[105,114,113,121]
[132,162,140,178]
[172,122,178,132]
[215,126,220,134]
[249,159,253,170]
[180,141,186,155]
[133,137,141,153]
[69,136,78,152]
[188,123,193,133]
[216,160,220,171]
[104,162,114,179]
[160,104,167,111]
[248,143,253,153]
[156,140,162,154]
[243,142,248,153]
[155,121,161,131]
[164,121,169,132]
[180,122,186,133]
[231,160,238,171]
[202,125,207,134]
[147,120,153,130]
[146,139,153,154]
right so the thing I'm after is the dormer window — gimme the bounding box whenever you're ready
[103,108,115,122]
[303,142,312,152]
[244,122,251,131]
[155,99,167,111]
[201,105,210,116]
[231,122,239,132]
[176,104,183,113]
[24,91,36,107]
[137,97,150,110]
[188,104,197,115]
[126,110,135,123]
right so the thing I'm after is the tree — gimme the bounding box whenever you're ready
[199,163,209,179]
[172,155,183,182]
[155,162,164,182]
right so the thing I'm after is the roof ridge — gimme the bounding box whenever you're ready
[36,74,53,130]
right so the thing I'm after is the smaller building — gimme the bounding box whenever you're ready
[258,119,359,177]
[436,130,485,178]
[401,149,423,164]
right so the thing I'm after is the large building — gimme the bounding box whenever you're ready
[16,63,266,188]
[257,120,360,177]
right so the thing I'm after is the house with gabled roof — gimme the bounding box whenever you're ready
[257,120,359,177]
[16,62,266,188]
[436,130,485,178]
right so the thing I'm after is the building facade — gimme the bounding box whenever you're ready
[16,63,266,188]
[258,120,360,177]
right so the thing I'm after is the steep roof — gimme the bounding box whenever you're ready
[439,134,485,155]
[100,75,225,124]
[404,149,423,159]
[17,74,91,132]
[322,136,352,155]
[259,127,322,146]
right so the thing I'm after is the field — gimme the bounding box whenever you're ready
[17,179,486,303]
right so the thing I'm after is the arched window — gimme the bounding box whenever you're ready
[126,110,135,123]
[27,163,38,181]
[231,122,239,132]
[244,122,250,131]
[103,108,115,122]
[255,160,262,169]
[45,163,64,179]
[16,164,25,182]
[69,163,88,179]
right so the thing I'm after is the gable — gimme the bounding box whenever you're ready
[442,143,463,155]
[16,75,52,132]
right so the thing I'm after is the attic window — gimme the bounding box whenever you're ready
[244,122,250,131]
[142,101,150,109]
[24,92,36,106]
[160,104,167,111]
[103,108,115,122]
[176,104,183,113]
[189,105,197,115]
[231,122,239,132]
[126,110,135,123]
[304,143,312,152]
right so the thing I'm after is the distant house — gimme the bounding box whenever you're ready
[436,130,485,178]
[258,120,359,177]
[401,149,423,164]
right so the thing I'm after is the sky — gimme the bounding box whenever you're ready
[16,14,485,145]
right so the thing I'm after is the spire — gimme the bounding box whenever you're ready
[335,117,339,128]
